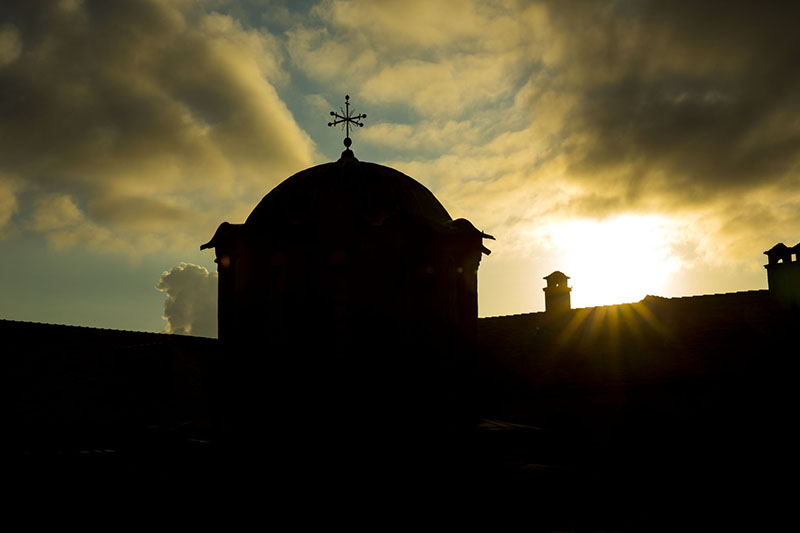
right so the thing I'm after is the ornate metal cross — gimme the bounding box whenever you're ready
[328,94,367,149]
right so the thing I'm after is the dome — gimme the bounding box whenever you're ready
[245,150,452,230]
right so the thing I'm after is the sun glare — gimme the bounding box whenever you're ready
[545,215,682,308]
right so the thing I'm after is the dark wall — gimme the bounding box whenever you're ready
[213,216,484,434]
[4,320,219,450]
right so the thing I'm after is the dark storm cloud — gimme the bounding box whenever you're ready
[547,0,800,206]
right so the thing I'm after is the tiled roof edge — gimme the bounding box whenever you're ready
[641,289,769,301]
[479,311,543,320]
[480,288,771,320]
[0,318,217,340]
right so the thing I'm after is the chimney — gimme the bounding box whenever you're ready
[764,242,800,308]
[543,271,571,315]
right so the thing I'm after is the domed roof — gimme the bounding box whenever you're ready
[245,150,452,229]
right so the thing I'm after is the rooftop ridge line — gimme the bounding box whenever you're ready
[480,288,772,320]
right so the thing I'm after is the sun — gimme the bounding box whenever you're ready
[546,215,682,308]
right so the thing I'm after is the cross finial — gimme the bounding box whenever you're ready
[328,94,367,150]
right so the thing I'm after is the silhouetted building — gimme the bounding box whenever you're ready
[7,135,799,525]
[764,242,800,308]
[201,148,493,429]
[481,248,799,417]
[475,256,798,524]
[543,270,571,315]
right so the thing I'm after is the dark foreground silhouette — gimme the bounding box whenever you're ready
[6,295,797,528]
[8,132,799,526]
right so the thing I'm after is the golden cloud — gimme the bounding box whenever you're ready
[0,173,20,232]
[3,0,798,282]
[0,0,316,257]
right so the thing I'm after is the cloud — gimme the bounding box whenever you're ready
[287,0,529,117]
[156,262,217,337]
[3,0,799,322]
[289,0,800,274]
[521,0,800,273]
[540,1,800,201]
[316,0,522,53]
[0,23,21,66]
[28,193,124,252]
[0,173,20,232]
[0,0,316,257]
[362,119,481,155]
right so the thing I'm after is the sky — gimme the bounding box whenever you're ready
[1,0,799,337]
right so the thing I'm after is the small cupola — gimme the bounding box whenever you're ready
[544,271,572,315]
[764,242,800,308]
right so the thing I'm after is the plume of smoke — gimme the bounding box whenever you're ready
[156,262,217,338]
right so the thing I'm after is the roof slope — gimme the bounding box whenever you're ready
[246,152,452,231]
[477,290,790,389]
[4,319,219,449]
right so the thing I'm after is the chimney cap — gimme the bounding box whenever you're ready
[544,271,570,281]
